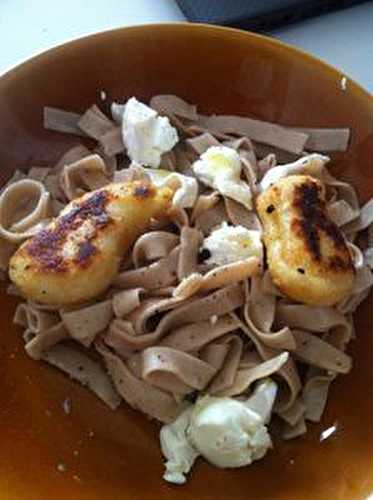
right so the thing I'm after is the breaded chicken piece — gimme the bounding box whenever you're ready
[256,175,354,306]
[9,181,172,305]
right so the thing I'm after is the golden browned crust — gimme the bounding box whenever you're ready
[9,181,172,305]
[256,175,354,306]
[290,178,353,273]
[20,181,156,274]
[23,189,110,272]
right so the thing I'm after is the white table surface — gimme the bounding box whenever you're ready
[1,0,372,92]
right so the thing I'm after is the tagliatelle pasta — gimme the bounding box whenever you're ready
[2,94,372,484]
[0,179,50,242]
[60,154,110,200]
[60,299,113,347]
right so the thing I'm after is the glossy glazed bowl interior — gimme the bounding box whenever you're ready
[0,24,373,500]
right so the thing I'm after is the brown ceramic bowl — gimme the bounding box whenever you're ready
[0,23,372,500]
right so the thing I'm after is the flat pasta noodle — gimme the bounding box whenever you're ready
[126,296,185,335]
[150,95,198,121]
[276,303,349,333]
[291,330,352,373]
[168,206,190,229]
[25,322,68,360]
[191,191,220,222]
[159,151,177,171]
[14,302,59,333]
[224,197,261,230]
[96,340,186,422]
[194,200,227,234]
[260,153,329,191]
[112,288,144,318]
[232,313,301,411]
[281,416,307,440]
[289,127,350,152]
[132,231,179,267]
[60,154,110,200]
[108,284,244,352]
[200,342,231,371]
[201,258,262,290]
[186,133,220,156]
[27,167,51,182]
[303,367,336,422]
[208,335,243,395]
[174,258,261,299]
[0,179,50,242]
[78,104,116,140]
[344,198,373,233]
[276,303,353,350]
[196,114,309,154]
[61,299,113,347]
[215,352,290,398]
[104,319,137,359]
[43,343,121,410]
[248,275,276,332]
[257,154,277,179]
[173,145,195,176]
[55,144,92,170]
[94,145,118,178]
[240,155,258,195]
[238,349,262,369]
[113,164,149,184]
[99,127,125,156]
[43,107,84,136]
[224,137,255,156]
[141,346,217,395]
[243,281,295,351]
[172,273,204,300]
[160,315,240,352]
[115,246,180,289]
[178,227,201,279]
[277,397,305,426]
[327,199,359,227]
[260,270,283,297]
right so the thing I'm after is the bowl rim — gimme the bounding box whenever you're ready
[1,22,372,107]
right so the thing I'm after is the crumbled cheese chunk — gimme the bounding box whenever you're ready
[160,406,199,485]
[202,222,262,266]
[243,378,278,424]
[115,97,178,167]
[188,396,272,469]
[160,379,277,484]
[260,153,329,191]
[192,146,252,208]
[144,168,198,208]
